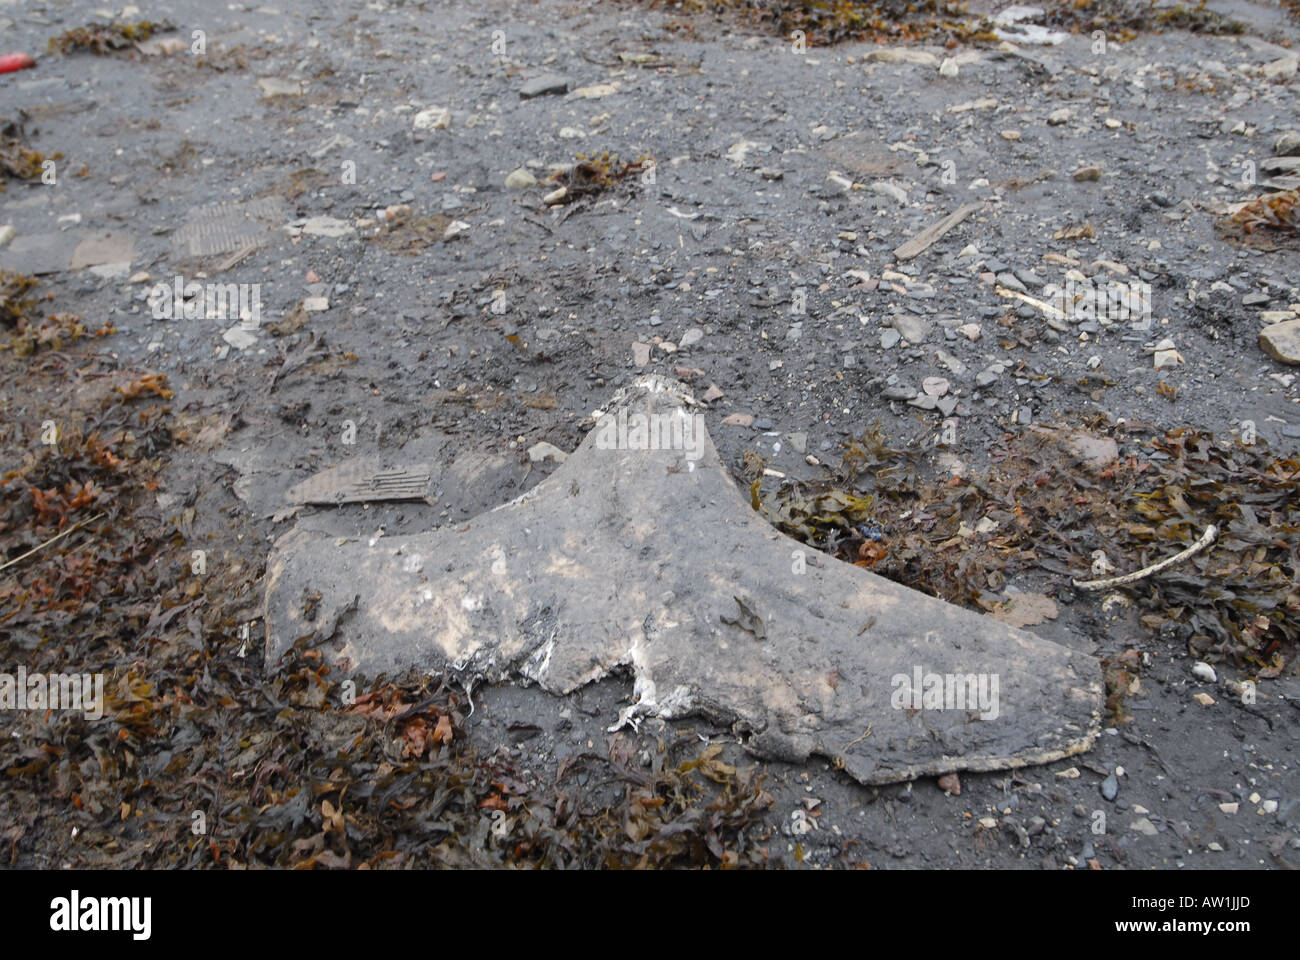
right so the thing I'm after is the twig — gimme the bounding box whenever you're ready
[845,726,872,749]
[0,512,105,573]
[1072,524,1217,591]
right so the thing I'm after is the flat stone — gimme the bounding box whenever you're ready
[1065,433,1118,471]
[222,325,257,350]
[880,329,901,349]
[721,413,754,426]
[1131,817,1159,837]
[1153,348,1183,369]
[412,107,451,131]
[679,328,703,348]
[257,77,302,98]
[527,442,569,464]
[505,168,537,189]
[0,231,81,275]
[1262,57,1299,80]
[996,272,1027,293]
[865,49,939,67]
[934,349,967,376]
[632,341,651,367]
[870,181,908,204]
[922,376,950,397]
[520,74,569,98]
[69,232,135,271]
[1261,320,1300,364]
[882,385,917,401]
[301,216,355,238]
[892,313,931,344]
[572,82,619,99]
[1276,131,1300,156]
[263,375,1102,785]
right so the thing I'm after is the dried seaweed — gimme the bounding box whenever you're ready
[544,151,651,204]
[0,351,777,868]
[1226,189,1300,237]
[630,0,1240,47]
[367,210,453,254]
[48,20,177,55]
[753,424,1298,669]
[1040,0,1244,38]
[0,116,60,185]
[0,271,38,328]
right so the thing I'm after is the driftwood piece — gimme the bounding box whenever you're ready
[893,202,983,261]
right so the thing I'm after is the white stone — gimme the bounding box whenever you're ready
[413,106,451,130]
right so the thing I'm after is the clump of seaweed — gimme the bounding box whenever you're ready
[753,422,1298,672]
[543,151,652,204]
[0,115,61,185]
[4,313,116,356]
[0,272,112,354]
[0,270,39,327]
[48,20,176,55]
[1227,189,1300,237]
[367,208,453,254]
[1041,0,1245,37]
[631,0,1240,47]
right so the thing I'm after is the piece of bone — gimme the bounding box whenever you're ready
[263,375,1101,785]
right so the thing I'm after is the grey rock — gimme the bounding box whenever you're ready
[520,74,569,98]
[1131,817,1159,837]
[1276,130,1300,156]
[892,313,931,344]
[262,375,1102,786]
[1101,772,1119,801]
[1261,319,1300,364]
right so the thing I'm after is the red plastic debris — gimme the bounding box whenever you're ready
[0,53,35,74]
